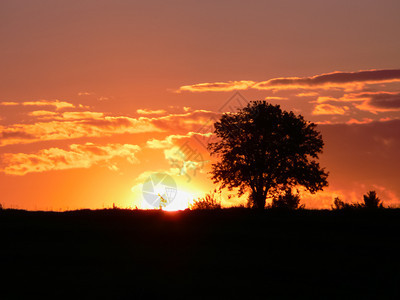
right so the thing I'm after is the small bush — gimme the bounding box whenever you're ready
[362,191,383,209]
[190,191,221,210]
[270,189,304,210]
[331,197,360,210]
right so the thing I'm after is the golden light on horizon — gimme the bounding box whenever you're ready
[130,173,205,211]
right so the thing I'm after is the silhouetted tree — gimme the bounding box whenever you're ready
[190,190,222,210]
[270,189,304,210]
[362,191,383,209]
[209,101,328,209]
[332,197,346,210]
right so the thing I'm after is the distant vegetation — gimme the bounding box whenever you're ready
[190,190,222,210]
[188,190,386,211]
[332,190,384,210]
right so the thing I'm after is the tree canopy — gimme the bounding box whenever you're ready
[208,101,328,209]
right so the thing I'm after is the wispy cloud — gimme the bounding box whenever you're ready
[312,104,349,115]
[350,92,400,114]
[28,111,104,120]
[61,111,104,120]
[264,96,287,100]
[296,92,319,97]
[22,100,75,110]
[137,108,167,115]
[0,109,219,147]
[28,111,59,118]
[78,92,93,96]
[178,69,400,92]
[1,100,75,110]
[0,101,19,106]
[254,69,400,91]
[146,132,213,149]
[0,117,159,146]
[178,80,255,92]
[346,118,374,125]
[1,143,141,176]
[97,96,109,101]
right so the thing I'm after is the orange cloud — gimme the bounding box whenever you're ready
[1,143,141,175]
[0,101,19,106]
[28,111,59,118]
[346,118,374,125]
[146,132,213,149]
[0,110,220,147]
[137,108,167,115]
[264,96,287,100]
[97,96,109,101]
[1,100,75,110]
[61,111,104,120]
[296,92,319,97]
[178,80,255,92]
[312,104,349,115]
[147,110,220,132]
[22,100,75,110]
[77,92,93,96]
[0,117,159,146]
[314,96,352,104]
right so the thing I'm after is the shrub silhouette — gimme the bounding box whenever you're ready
[208,100,328,210]
[362,191,383,209]
[331,192,384,210]
[331,197,360,210]
[270,189,304,210]
[190,191,221,210]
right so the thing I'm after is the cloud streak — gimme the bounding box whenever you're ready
[137,108,167,115]
[146,131,213,149]
[178,69,400,92]
[1,99,75,110]
[0,109,219,146]
[1,143,141,175]
[178,80,255,92]
[312,104,349,115]
[350,92,400,113]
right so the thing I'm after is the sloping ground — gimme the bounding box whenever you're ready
[1,208,400,299]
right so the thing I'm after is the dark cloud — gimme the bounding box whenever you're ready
[360,92,400,109]
[255,69,400,89]
[180,69,400,92]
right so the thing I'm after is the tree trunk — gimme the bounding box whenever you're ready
[252,193,266,210]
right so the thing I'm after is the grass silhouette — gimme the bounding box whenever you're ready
[1,208,400,298]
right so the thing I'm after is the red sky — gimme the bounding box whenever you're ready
[1,0,400,210]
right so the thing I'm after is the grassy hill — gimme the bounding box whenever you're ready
[1,208,400,299]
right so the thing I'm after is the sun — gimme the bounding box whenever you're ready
[162,189,196,211]
[137,188,197,211]
[130,172,205,211]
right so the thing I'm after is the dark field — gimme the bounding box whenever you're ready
[1,208,400,299]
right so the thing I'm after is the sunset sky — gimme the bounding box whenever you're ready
[1,0,400,210]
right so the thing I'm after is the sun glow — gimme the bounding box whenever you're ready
[163,189,196,211]
[131,173,204,211]
[138,188,198,211]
